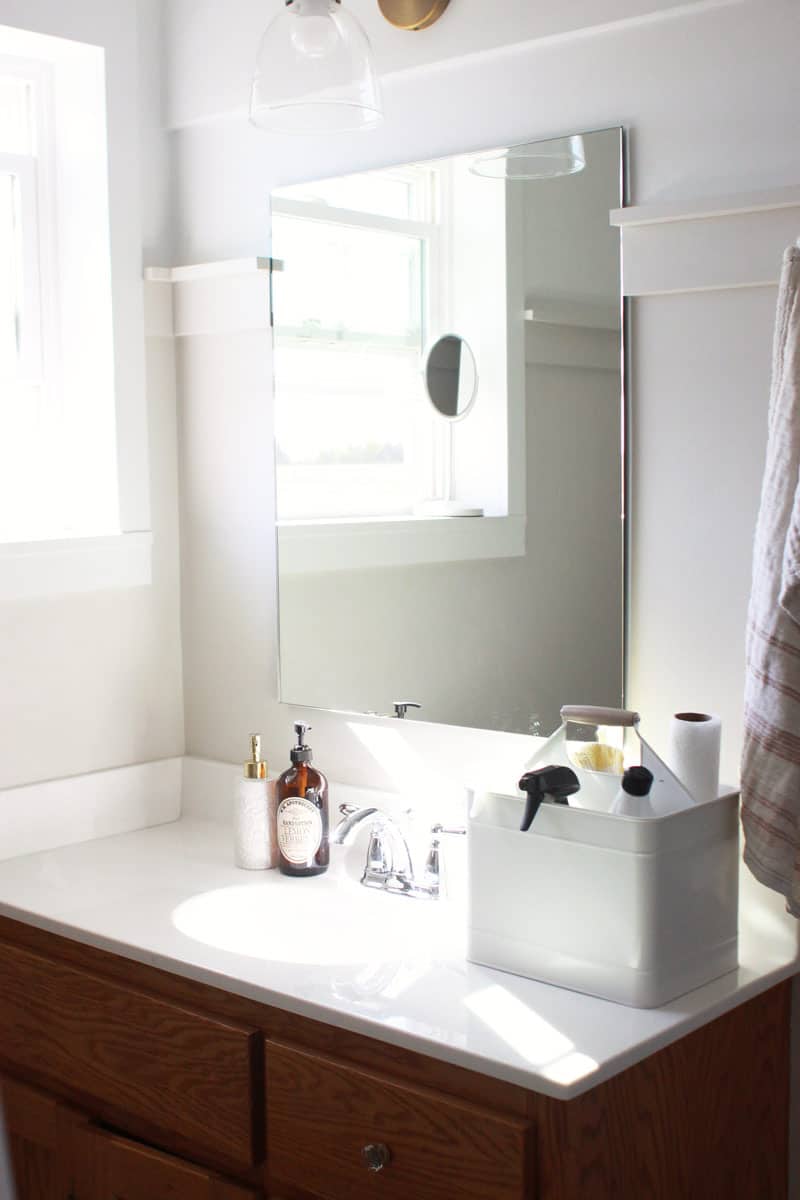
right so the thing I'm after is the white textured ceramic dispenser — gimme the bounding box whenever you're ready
[234,734,277,870]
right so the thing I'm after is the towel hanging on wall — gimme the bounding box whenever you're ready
[741,243,800,916]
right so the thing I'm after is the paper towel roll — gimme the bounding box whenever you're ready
[665,712,721,806]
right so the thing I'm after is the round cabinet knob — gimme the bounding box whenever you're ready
[361,1142,392,1172]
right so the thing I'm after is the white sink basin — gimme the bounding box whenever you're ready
[171,867,461,968]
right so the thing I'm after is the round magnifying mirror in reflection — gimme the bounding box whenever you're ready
[424,335,478,420]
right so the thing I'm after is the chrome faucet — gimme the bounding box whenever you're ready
[333,805,465,899]
[333,806,414,883]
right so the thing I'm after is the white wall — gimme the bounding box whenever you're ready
[166,0,799,263]
[138,0,174,267]
[0,0,184,788]
[629,285,777,773]
[167,0,800,791]
[165,0,748,130]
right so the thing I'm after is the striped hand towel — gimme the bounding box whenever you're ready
[742,244,800,916]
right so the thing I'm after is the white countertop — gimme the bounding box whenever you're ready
[0,816,795,1101]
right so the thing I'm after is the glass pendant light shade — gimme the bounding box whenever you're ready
[250,0,383,135]
[470,135,587,181]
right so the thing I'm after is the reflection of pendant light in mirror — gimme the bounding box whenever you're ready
[470,135,587,180]
[250,0,383,135]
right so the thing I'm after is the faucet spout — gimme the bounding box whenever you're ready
[332,805,414,879]
[332,807,381,846]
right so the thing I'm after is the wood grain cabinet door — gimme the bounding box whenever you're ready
[0,940,260,1167]
[0,1076,80,1200]
[265,1041,534,1200]
[78,1126,261,1200]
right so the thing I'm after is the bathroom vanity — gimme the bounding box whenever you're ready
[0,818,793,1200]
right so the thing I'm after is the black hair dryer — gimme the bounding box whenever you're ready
[518,766,581,832]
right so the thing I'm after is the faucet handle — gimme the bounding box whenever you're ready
[393,700,422,719]
[366,826,393,876]
[424,825,466,898]
[424,838,442,894]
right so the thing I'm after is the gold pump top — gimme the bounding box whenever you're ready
[244,733,267,780]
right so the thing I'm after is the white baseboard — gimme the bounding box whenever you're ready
[0,758,182,861]
[0,753,460,865]
[179,754,452,827]
[181,755,239,822]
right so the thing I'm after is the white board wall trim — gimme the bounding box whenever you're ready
[146,185,800,319]
[613,185,800,297]
[0,755,433,864]
[0,758,182,862]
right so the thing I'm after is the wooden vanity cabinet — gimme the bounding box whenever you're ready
[0,915,791,1200]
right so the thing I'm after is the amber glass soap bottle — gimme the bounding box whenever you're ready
[276,722,330,877]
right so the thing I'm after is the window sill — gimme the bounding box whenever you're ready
[0,532,153,601]
[277,514,526,575]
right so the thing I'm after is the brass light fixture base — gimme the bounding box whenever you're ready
[377,0,450,31]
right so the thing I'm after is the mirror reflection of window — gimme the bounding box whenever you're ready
[271,166,441,522]
[0,75,34,378]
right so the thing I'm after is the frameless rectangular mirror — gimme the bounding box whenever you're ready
[270,127,625,737]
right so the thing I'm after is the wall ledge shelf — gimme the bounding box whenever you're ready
[144,258,280,284]
[524,297,621,331]
[143,260,278,339]
[610,185,800,229]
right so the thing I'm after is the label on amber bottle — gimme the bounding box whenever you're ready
[277,793,322,865]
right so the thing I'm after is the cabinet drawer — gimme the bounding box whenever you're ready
[265,1041,533,1200]
[0,940,259,1166]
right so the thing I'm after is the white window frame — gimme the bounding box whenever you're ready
[272,188,443,520]
[271,163,526,574]
[0,56,55,386]
[0,154,38,378]
[0,32,152,599]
